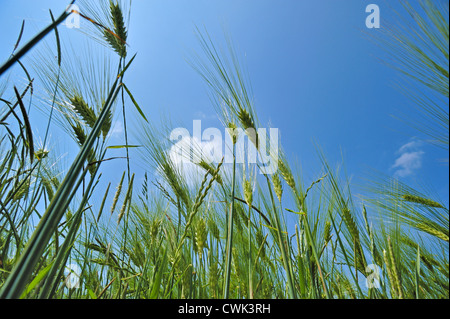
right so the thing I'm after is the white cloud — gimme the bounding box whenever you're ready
[167,135,229,187]
[398,140,420,153]
[108,120,123,138]
[392,140,424,178]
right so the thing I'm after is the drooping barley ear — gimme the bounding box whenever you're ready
[323,220,332,243]
[341,208,359,245]
[272,173,283,203]
[71,122,88,146]
[70,122,97,174]
[12,179,30,202]
[278,159,297,196]
[237,108,258,149]
[101,106,112,140]
[401,194,444,208]
[111,171,126,214]
[416,223,449,242]
[387,237,404,299]
[195,218,208,259]
[87,150,98,175]
[243,179,253,207]
[70,95,97,128]
[237,108,254,131]
[104,1,127,58]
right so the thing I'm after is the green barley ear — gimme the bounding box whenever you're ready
[323,220,332,243]
[278,159,298,197]
[243,179,253,207]
[104,1,127,58]
[416,223,449,242]
[227,121,239,144]
[401,194,444,208]
[71,122,87,146]
[111,171,126,214]
[386,237,404,299]
[237,108,258,149]
[87,150,98,175]
[272,173,283,203]
[70,95,97,128]
[70,122,98,174]
[195,218,208,259]
[117,173,134,224]
[12,179,30,202]
[383,249,398,298]
[198,160,223,185]
[101,105,112,140]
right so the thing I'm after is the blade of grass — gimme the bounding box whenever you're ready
[0,78,121,298]
[415,245,421,299]
[0,2,73,76]
[13,87,33,163]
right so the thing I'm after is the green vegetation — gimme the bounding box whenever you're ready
[0,0,448,299]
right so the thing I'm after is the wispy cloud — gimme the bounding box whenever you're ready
[194,111,218,120]
[392,140,424,178]
[108,120,123,138]
[167,135,229,187]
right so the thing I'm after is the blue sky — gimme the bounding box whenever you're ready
[0,0,448,210]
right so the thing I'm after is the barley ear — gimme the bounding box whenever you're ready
[104,1,127,58]
[111,171,126,214]
[272,173,283,203]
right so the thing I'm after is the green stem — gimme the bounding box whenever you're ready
[223,142,236,299]
[265,176,296,299]
[248,204,253,299]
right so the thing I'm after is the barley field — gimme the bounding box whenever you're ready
[0,0,448,303]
